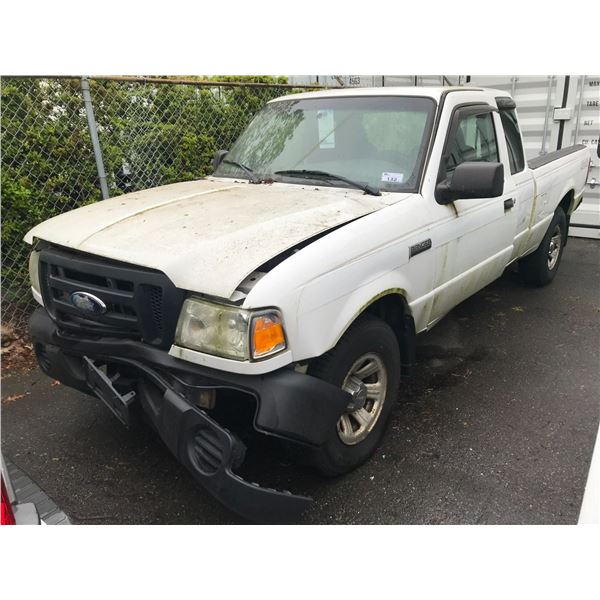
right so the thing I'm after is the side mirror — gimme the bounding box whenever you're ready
[212,149,228,171]
[436,162,504,205]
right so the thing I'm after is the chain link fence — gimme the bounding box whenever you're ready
[1,76,322,332]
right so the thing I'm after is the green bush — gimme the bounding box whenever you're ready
[1,75,298,327]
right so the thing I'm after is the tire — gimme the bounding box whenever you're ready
[306,314,401,476]
[519,208,567,286]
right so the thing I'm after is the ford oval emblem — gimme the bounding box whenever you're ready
[70,291,107,315]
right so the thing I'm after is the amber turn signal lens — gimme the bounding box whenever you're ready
[251,314,286,358]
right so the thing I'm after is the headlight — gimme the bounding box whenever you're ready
[175,297,286,361]
[29,250,41,295]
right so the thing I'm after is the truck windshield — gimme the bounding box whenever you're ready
[214,96,437,193]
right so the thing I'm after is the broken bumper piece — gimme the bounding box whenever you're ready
[82,354,311,522]
[138,378,312,524]
[30,307,349,523]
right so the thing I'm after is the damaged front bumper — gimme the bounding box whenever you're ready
[30,308,349,523]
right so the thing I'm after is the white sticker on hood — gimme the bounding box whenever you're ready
[381,172,404,183]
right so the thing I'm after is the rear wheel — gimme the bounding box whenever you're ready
[306,315,401,476]
[519,208,567,286]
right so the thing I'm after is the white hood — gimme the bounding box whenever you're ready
[25,178,392,299]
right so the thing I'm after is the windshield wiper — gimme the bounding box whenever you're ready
[274,169,381,196]
[222,159,261,183]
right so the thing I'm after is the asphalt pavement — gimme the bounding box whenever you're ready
[2,237,599,524]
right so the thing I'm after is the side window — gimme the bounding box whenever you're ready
[499,109,525,174]
[445,112,499,179]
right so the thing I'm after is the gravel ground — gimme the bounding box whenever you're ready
[1,237,598,524]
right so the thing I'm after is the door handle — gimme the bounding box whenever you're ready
[504,198,515,211]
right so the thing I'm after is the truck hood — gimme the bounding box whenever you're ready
[25,178,394,299]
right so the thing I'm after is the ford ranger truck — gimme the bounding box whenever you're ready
[25,87,592,522]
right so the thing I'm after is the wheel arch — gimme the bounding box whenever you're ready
[558,188,575,215]
[558,188,575,244]
[333,288,417,378]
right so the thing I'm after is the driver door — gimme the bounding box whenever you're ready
[428,105,518,325]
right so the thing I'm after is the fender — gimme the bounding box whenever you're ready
[556,183,576,214]
[331,288,410,347]
[341,289,417,377]
[245,193,436,365]
[294,268,421,364]
[297,285,417,376]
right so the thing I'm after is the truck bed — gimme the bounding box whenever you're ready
[519,143,590,258]
[528,144,587,170]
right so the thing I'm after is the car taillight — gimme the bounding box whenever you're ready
[1,475,16,525]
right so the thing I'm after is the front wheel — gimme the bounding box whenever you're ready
[306,314,401,476]
[519,208,567,286]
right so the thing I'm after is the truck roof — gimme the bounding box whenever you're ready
[269,86,511,103]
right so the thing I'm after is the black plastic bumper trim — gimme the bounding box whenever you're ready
[30,308,350,447]
[29,308,351,522]
[140,375,312,523]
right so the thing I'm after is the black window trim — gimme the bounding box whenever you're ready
[418,89,485,194]
[498,108,527,175]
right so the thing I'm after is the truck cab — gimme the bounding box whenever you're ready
[25,87,591,521]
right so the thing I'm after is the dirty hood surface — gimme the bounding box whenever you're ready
[25,178,391,298]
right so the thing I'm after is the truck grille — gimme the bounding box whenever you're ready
[39,245,184,348]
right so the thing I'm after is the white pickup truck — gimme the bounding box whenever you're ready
[25,87,591,522]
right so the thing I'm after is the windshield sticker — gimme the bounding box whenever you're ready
[381,172,404,183]
[317,110,335,149]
